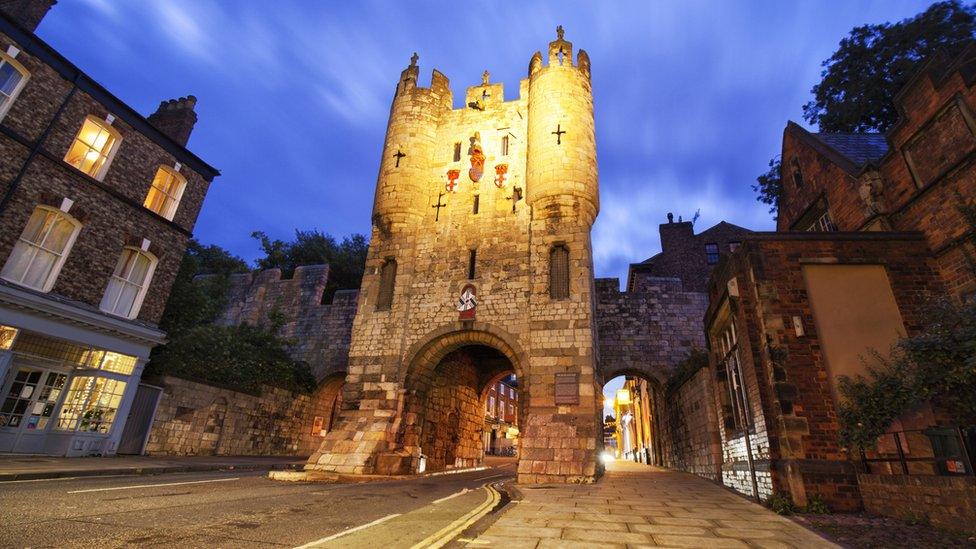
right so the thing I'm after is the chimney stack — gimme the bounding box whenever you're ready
[147,96,198,147]
[0,0,57,32]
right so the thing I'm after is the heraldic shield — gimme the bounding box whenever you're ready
[468,132,485,182]
[457,284,477,320]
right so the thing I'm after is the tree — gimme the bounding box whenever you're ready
[157,239,249,338]
[752,157,783,216]
[146,324,315,394]
[803,1,976,133]
[252,230,369,303]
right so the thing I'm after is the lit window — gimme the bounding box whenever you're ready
[488,396,495,415]
[1,206,81,292]
[705,243,720,265]
[0,325,18,350]
[143,166,186,220]
[0,52,29,121]
[99,247,157,319]
[64,116,120,180]
[56,376,127,433]
[98,352,137,376]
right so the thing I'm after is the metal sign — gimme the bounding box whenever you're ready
[554,373,579,405]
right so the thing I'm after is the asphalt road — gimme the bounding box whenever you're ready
[0,460,517,548]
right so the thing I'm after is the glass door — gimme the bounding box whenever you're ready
[0,366,67,453]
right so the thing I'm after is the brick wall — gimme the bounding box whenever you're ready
[629,220,752,292]
[858,474,976,535]
[705,233,946,510]
[145,376,334,457]
[657,367,722,481]
[0,21,217,326]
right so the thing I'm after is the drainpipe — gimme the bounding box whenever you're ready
[0,75,79,215]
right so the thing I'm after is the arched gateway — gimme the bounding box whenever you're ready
[305,28,604,484]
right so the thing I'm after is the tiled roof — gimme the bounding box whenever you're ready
[812,133,889,167]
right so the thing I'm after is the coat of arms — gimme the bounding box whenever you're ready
[468,133,485,182]
[457,284,477,320]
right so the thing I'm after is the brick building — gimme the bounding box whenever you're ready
[703,44,976,515]
[0,2,218,456]
[483,376,518,455]
[778,44,976,300]
[628,216,752,292]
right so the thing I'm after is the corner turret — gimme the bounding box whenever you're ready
[372,54,453,234]
[525,26,598,224]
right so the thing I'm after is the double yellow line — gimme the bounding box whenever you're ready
[410,483,501,549]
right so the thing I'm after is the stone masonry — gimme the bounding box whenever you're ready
[307,28,603,483]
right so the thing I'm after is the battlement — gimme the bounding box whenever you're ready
[195,265,359,381]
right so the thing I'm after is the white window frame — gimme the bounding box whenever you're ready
[1,206,81,292]
[99,246,157,320]
[806,211,837,232]
[64,115,121,181]
[143,165,187,221]
[0,51,29,122]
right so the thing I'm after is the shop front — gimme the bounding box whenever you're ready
[0,284,164,456]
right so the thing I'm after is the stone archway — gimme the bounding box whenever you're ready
[396,327,525,474]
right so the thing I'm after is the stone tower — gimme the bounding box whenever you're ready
[306,27,601,483]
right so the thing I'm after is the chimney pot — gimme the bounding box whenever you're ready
[0,0,57,32]
[147,95,199,147]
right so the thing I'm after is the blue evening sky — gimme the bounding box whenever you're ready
[38,1,933,286]
[35,1,934,410]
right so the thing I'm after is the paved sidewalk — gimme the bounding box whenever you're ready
[0,454,305,481]
[469,460,838,548]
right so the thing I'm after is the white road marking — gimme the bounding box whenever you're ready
[292,513,401,548]
[433,488,469,504]
[66,476,240,494]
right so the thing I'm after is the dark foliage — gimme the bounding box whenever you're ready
[157,239,249,338]
[803,1,976,133]
[252,230,368,303]
[753,157,783,216]
[145,324,315,394]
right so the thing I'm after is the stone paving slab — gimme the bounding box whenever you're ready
[467,460,839,548]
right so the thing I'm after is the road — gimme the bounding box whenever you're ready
[0,459,517,548]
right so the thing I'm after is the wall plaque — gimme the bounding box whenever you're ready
[554,373,579,405]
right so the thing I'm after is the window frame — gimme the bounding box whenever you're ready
[549,244,570,300]
[64,115,122,181]
[717,320,751,434]
[790,156,804,188]
[501,135,509,156]
[99,246,158,320]
[0,51,29,122]
[1,206,82,292]
[143,165,187,221]
[375,258,397,311]
[705,243,720,265]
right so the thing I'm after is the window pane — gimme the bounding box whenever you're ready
[19,209,53,244]
[1,240,36,283]
[21,249,57,289]
[65,118,117,177]
[99,277,125,313]
[113,282,139,316]
[40,215,76,254]
[0,62,20,95]
[128,253,151,285]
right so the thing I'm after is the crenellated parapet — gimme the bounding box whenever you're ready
[197,265,358,381]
